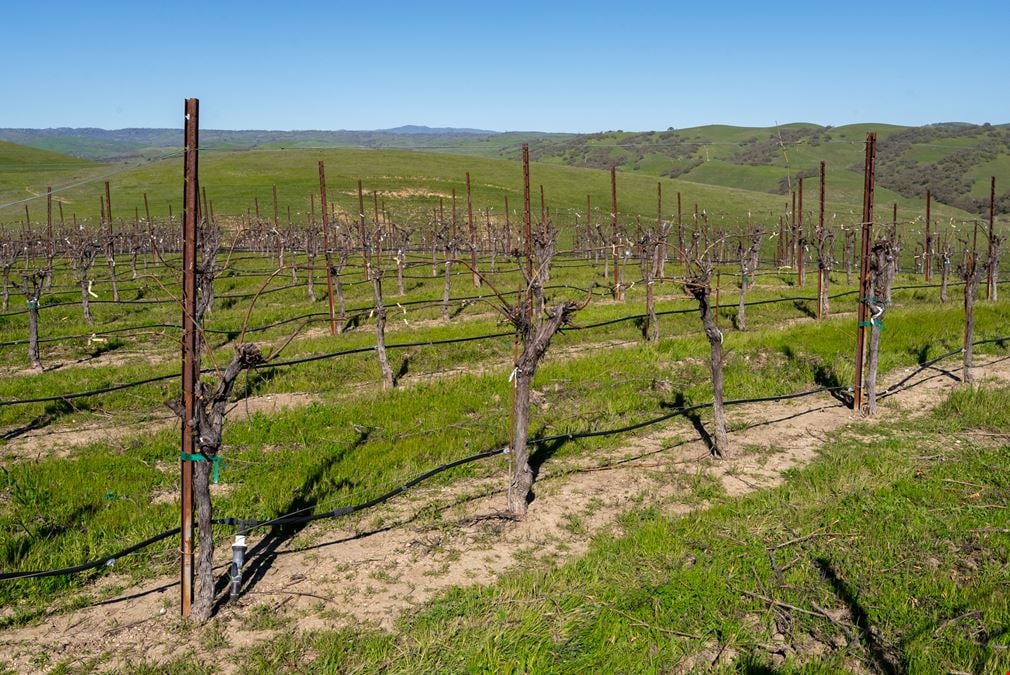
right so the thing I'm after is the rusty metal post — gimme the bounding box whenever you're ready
[372,190,381,258]
[319,162,337,335]
[522,144,532,276]
[504,195,511,251]
[272,185,279,229]
[610,165,618,236]
[817,161,825,319]
[104,181,118,301]
[797,178,805,288]
[925,190,932,281]
[677,191,684,265]
[987,176,996,300]
[539,184,547,241]
[790,190,797,268]
[105,181,113,228]
[451,188,457,242]
[467,172,479,287]
[46,186,53,259]
[357,180,369,279]
[180,98,199,618]
[853,132,876,412]
[656,181,665,278]
[610,164,620,299]
[143,192,156,261]
[715,269,721,326]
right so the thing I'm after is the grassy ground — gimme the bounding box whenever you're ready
[207,383,1010,674]
[1,249,1008,632]
[0,142,974,226]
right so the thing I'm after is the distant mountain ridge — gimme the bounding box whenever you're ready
[0,126,511,161]
[3,121,1009,214]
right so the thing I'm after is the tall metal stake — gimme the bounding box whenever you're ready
[466,172,479,286]
[180,98,200,617]
[46,187,53,259]
[853,132,876,412]
[925,190,932,281]
[987,176,996,300]
[522,144,532,279]
[797,178,804,287]
[817,161,825,319]
[319,163,338,334]
[610,165,620,298]
[358,181,369,279]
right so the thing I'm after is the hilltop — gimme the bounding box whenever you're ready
[3,122,1009,216]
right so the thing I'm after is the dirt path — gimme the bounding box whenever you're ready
[0,393,317,465]
[0,337,636,464]
[3,356,1008,673]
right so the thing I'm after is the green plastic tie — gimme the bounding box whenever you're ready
[858,320,884,331]
[180,452,222,484]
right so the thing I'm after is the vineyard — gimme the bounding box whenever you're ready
[1,103,1009,673]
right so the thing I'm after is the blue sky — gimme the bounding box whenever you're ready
[5,0,1007,131]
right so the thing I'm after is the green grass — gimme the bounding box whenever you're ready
[224,382,1010,674]
[0,125,985,228]
[0,144,869,226]
[1,253,1007,627]
[0,141,92,171]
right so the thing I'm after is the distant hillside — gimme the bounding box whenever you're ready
[3,121,1008,222]
[0,127,560,163]
[505,123,1010,215]
[0,143,972,226]
[0,140,92,171]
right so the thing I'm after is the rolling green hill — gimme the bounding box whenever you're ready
[0,143,973,229]
[0,127,563,163]
[511,123,1010,216]
[0,140,93,171]
[5,121,1010,221]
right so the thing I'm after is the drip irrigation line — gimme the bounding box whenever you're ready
[7,334,1007,583]
[0,527,182,581]
[0,322,180,347]
[0,278,1003,405]
[0,372,179,407]
[228,446,509,530]
[0,283,309,317]
[0,448,506,581]
[530,386,848,444]
[260,330,517,370]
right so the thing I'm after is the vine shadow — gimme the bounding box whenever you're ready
[814,557,901,674]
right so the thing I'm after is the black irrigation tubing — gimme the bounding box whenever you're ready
[260,330,517,370]
[530,386,849,445]
[0,282,315,317]
[11,334,1009,583]
[0,448,507,581]
[226,446,509,530]
[0,281,607,349]
[0,327,518,407]
[0,280,1001,405]
[879,335,1010,399]
[0,372,180,407]
[0,322,179,347]
[0,527,183,581]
